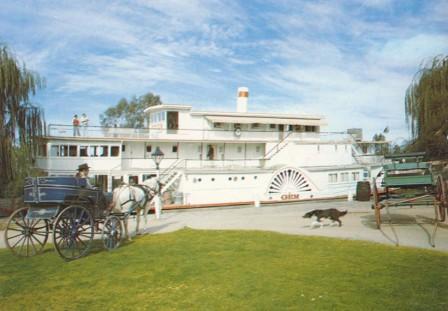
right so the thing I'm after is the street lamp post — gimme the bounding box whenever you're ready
[151,146,164,175]
[151,146,164,219]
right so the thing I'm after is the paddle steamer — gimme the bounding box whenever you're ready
[35,88,383,206]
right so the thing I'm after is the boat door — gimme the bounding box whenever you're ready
[207,144,216,160]
[279,124,284,140]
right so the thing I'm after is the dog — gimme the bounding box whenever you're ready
[303,209,347,227]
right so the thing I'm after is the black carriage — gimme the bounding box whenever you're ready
[4,176,123,261]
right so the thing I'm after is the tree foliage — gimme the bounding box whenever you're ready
[100,93,162,128]
[372,133,389,155]
[0,45,45,194]
[405,55,448,158]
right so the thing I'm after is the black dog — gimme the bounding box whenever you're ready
[303,209,348,227]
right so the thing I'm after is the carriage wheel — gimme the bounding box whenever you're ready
[436,175,446,222]
[372,179,381,229]
[4,207,49,257]
[102,215,123,250]
[53,205,94,261]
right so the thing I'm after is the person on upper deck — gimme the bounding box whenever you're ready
[72,114,80,136]
[80,113,89,136]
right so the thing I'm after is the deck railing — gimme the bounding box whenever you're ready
[36,156,264,173]
[47,124,352,143]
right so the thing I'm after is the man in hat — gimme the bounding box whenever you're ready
[75,163,108,209]
[76,163,90,178]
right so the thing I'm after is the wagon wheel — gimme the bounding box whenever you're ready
[102,215,123,250]
[372,179,381,229]
[4,207,49,257]
[53,205,94,261]
[436,175,446,222]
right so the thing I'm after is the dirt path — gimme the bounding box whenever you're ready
[1,200,447,252]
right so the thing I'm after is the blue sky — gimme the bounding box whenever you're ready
[1,0,447,142]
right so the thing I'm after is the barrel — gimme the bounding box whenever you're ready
[356,181,371,201]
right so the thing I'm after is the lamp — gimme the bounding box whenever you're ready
[151,146,164,171]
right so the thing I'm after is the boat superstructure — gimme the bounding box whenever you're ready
[35,88,383,205]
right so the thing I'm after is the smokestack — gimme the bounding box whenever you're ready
[237,87,249,113]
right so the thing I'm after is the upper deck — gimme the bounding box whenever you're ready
[46,124,351,143]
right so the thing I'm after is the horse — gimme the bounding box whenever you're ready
[109,177,161,240]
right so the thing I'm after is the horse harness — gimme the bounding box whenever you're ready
[119,183,159,213]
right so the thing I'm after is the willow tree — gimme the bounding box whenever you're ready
[0,45,45,195]
[405,55,448,158]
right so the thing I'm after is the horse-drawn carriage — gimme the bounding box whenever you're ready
[372,152,448,246]
[3,176,139,261]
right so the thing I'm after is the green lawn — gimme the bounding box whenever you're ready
[1,228,447,310]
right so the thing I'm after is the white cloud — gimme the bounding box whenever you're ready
[367,34,448,69]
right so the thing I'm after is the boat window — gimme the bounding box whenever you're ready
[256,146,261,153]
[352,172,360,181]
[305,126,315,132]
[341,172,349,182]
[172,145,178,153]
[237,146,242,153]
[146,145,152,153]
[128,176,138,184]
[167,111,179,130]
[50,145,59,157]
[294,125,304,132]
[111,146,120,157]
[69,145,77,157]
[80,146,88,157]
[328,173,338,183]
[213,122,223,128]
[251,123,260,129]
[60,145,69,157]
[89,146,98,157]
[270,124,276,129]
[99,145,108,157]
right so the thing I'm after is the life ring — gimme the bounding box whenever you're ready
[234,127,241,137]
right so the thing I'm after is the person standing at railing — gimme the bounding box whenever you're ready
[80,113,89,136]
[72,114,80,136]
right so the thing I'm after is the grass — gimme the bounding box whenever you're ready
[1,228,447,310]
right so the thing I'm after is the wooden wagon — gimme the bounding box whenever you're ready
[372,152,447,246]
[3,176,125,261]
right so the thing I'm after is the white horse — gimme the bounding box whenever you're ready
[110,177,161,240]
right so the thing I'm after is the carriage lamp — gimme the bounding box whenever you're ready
[151,146,164,171]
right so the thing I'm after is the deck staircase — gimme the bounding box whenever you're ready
[261,131,293,165]
[158,159,186,199]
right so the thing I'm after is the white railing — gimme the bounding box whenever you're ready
[353,155,386,165]
[47,124,353,143]
[35,156,263,173]
[184,159,262,169]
